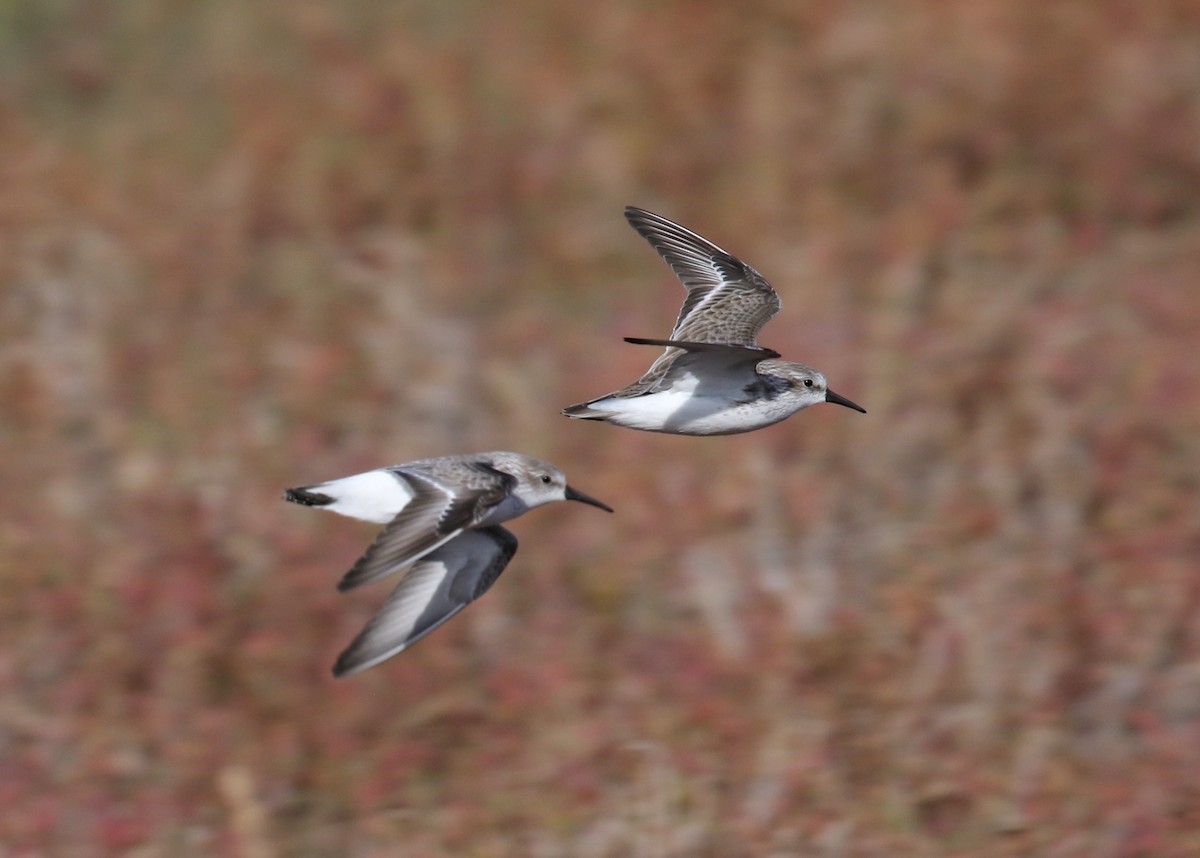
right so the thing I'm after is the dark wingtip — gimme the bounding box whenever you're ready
[562,404,605,420]
[624,206,666,232]
[283,486,334,507]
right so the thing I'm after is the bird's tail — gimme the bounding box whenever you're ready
[283,486,335,507]
[561,402,609,420]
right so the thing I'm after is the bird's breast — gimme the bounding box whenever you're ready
[476,495,529,526]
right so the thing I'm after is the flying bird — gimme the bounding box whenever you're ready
[563,206,865,435]
[284,452,611,677]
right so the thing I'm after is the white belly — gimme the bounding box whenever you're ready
[589,390,799,436]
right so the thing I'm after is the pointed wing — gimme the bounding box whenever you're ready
[625,206,782,345]
[336,466,512,592]
[332,526,518,677]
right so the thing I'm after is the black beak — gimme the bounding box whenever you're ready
[825,389,866,413]
[565,485,613,512]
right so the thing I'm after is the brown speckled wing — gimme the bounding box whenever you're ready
[619,207,783,395]
[624,207,782,345]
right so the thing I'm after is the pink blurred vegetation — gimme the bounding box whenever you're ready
[3,0,1200,855]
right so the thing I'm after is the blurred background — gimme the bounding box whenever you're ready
[3,1,1200,855]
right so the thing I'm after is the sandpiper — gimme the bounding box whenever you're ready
[284,452,612,677]
[563,206,865,435]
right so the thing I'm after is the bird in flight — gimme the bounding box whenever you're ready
[284,452,611,677]
[563,207,865,435]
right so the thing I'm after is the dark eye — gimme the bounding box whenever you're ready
[540,475,552,484]
[803,379,814,388]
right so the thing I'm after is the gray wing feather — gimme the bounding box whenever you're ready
[333,526,518,677]
[577,337,778,403]
[625,337,779,387]
[336,470,500,592]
